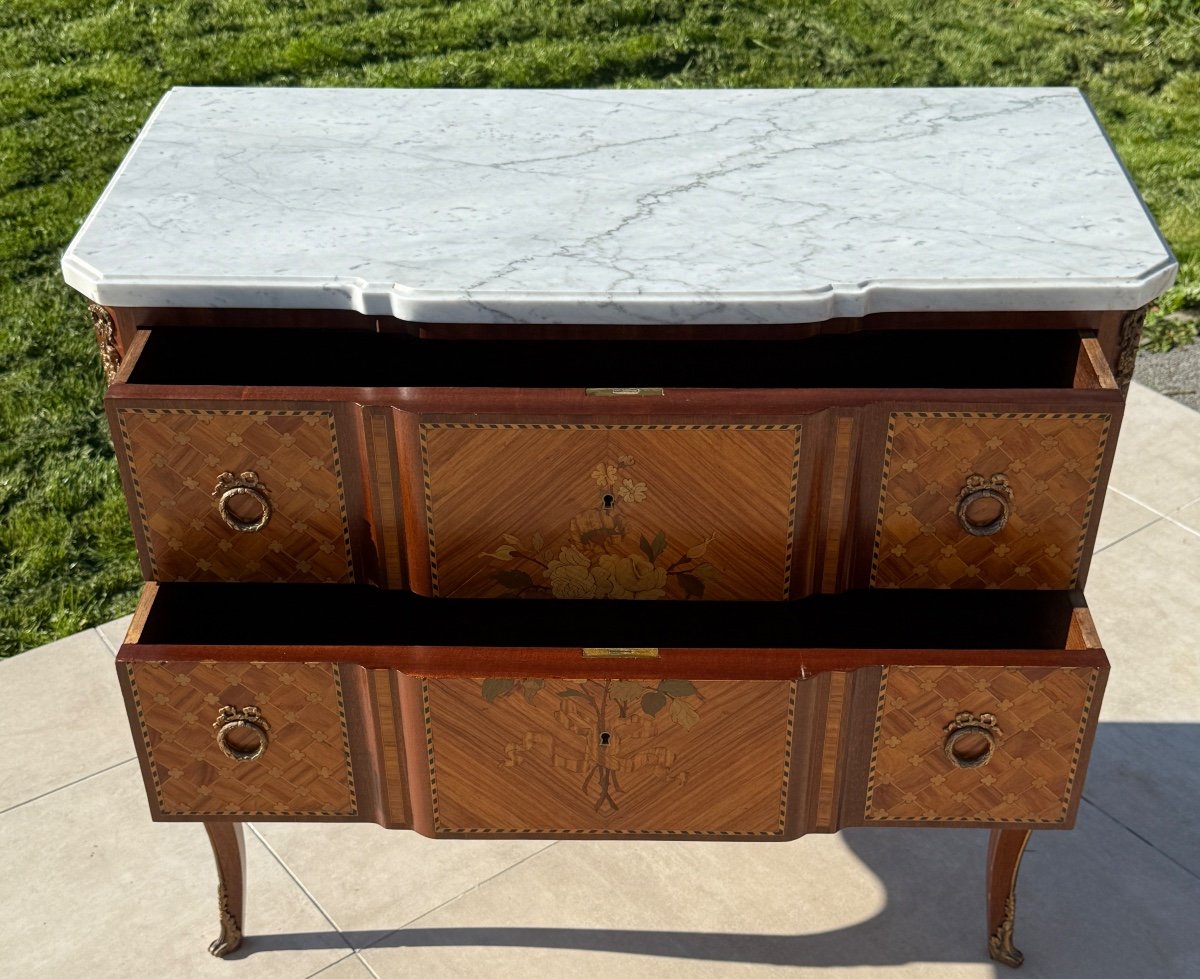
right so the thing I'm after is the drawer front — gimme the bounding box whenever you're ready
[421,677,797,835]
[863,664,1102,825]
[419,423,802,601]
[114,407,354,583]
[871,411,1111,589]
[123,660,358,817]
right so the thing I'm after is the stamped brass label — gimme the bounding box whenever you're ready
[582,647,660,658]
[584,387,664,397]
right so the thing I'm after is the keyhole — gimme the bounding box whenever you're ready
[601,494,614,510]
[599,731,611,746]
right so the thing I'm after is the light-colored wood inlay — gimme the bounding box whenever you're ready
[864,665,1100,824]
[814,671,848,830]
[820,416,855,593]
[117,408,353,583]
[127,661,357,817]
[871,412,1110,589]
[424,677,794,835]
[421,424,802,601]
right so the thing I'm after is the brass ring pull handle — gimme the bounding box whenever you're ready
[212,471,271,533]
[214,706,270,762]
[957,473,1013,537]
[943,711,1002,769]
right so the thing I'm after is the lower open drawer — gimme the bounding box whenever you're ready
[117,585,1108,838]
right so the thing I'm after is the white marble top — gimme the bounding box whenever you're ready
[62,87,1176,324]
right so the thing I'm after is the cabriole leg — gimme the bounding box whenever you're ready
[987,828,1032,967]
[204,821,246,957]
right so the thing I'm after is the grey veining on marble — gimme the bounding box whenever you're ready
[62,87,1177,325]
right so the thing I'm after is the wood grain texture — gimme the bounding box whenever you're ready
[986,828,1033,967]
[820,416,857,593]
[814,671,849,831]
[364,407,405,588]
[423,677,796,835]
[203,821,246,957]
[114,408,353,583]
[871,412,1110,589]
[371,669,411,827]
[125,661,357,817]
[864,665,1102,824]
[420,423,802,601]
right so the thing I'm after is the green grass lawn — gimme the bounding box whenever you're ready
[2,0,1198,656]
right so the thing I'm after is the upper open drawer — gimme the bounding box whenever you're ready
[106,328,1121,596]
[113,326,1119,402]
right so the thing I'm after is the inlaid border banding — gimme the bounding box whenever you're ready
[115,408,353,582]
[423,678,799,836]
[125,661,358,818]
[420,422,803,600]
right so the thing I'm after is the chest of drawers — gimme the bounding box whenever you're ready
[63,86,1176,967]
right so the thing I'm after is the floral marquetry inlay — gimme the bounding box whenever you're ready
[423,676,797,835]
[482,455,721,601]
[420,423,802,600]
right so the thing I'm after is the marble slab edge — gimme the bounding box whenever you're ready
[58,263,1178,325]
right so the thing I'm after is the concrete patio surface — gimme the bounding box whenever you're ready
[2,380,1197,979]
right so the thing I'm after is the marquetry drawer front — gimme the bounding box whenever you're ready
[872,412,1111,589]
[863,665,1102,825]
[124,661,357,817]
[422,677,797,836]
[420,423,802,601]
[115,408,353,583]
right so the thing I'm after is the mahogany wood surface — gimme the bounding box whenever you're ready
[986,828,1033,967]
[203,821,246,958]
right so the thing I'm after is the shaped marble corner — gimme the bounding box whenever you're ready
[61,87,1177,324]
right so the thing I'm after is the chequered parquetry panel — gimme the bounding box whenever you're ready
[126,661,357,816]
[871,412,1109,588]
[864,665,1099,824]
[116,409,352,583]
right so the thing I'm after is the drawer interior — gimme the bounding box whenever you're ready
[122,327,1112,390]
[132,584,1094,651]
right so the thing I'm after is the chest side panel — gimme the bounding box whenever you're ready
[871,412,1110,589]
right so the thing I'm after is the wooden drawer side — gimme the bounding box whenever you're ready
[123,660,358,817]
[861,664,1104,826]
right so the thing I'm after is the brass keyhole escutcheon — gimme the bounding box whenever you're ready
[957,474,1013,537]
[212,471,272,533]
[214,706,270,762]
